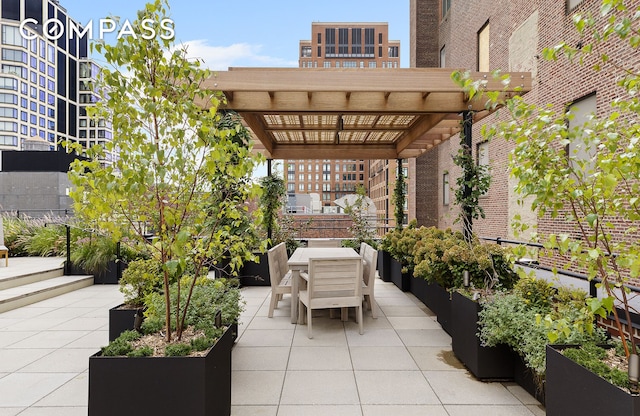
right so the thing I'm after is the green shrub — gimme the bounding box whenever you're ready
[563,343,630,390]
[143,277,244,334]
[191,336,215,351]
[382,222,518,291]
[100,330,141,357]
[128,346,153,357]
[102,339,134,356]
[119,258,163,307]
[478,278,607,377]
[165,343,192,356]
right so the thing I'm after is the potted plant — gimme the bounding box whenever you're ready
[108,258,161,341]
[380,220,418,291]
[478,276,607,403]
[455,0,640,407]
[90,277,242,416]
[65,2,263,415]
[237,173,286,286]
[546,342,640,416]
[340,185,379,253]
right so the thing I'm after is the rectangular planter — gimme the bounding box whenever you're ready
[377,250,391,282]
[546,345,640,416]
[451,291,515,379]
[89,325,233,416]
[239,253,271,286]
[410,275,429,305]
[424,282,452,335]
[68,260,125,284]
[390,257,411,291]
[108,303,144,342]
[514,353,545,405]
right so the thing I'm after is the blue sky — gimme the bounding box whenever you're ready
[59,0,411,70]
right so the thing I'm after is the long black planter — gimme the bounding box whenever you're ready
[514,353,545,405]
[451,291,515,379]
[424,282,452,335]
[410,275,429,305]
[88,324,234,416]
[69,260,126,284]
[546,345,640,416]
[390,257,411,291]
[239,253,270,286]
[108,303,144,342]
[377,250,391,282]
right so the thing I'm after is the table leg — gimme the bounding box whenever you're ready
[291,269,299,324]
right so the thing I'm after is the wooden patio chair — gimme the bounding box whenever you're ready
[267,242,292,318]
[298,257,363,338]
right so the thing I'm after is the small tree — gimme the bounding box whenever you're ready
[454,0,640,364]
[67,0,264,341]
[343,185,377,249]
[451,125,491,242]
[258,173,286,247]
[392,160,406,231]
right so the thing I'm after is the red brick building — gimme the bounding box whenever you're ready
[410,0,639,273]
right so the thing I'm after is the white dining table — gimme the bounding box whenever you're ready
[287,247,361,324]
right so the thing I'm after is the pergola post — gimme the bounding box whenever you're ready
[462,110,473,242]
[266,158,273,243]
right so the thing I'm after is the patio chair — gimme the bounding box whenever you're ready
[307,239,342,248]
[361,243,378,318]
[267,242,292,318]
[0,217,7,267]
[298,257,363,338]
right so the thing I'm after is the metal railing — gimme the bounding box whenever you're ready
[481,236,640,329]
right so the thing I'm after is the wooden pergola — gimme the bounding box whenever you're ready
[202,67,532,160]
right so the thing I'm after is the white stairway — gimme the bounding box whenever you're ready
[0,257,94,313]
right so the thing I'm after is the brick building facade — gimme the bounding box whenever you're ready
[411,0,639,276]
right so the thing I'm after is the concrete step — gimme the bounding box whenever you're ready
[0,274,94,313]
[0,265,64,291]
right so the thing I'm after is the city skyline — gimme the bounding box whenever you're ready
[58,0,411,70]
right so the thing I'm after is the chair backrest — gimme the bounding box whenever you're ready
[0,216,4,244]
[307,239,342,248]
[307,257,362,299]
[267,242,289,287]
[361,243,378,287]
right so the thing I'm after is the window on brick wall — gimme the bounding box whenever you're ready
[477,141,489,167]
[443,173,450,206]
[566,0,584,12]
[567,93,597,178]
[440,45,446,68]
[442,0,451,18]
[478,22,490,72]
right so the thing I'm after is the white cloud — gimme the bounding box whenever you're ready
[177,39,297,70]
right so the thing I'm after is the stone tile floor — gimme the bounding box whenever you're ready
[0,275,546,415]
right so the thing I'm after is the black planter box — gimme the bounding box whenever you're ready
[239,253,270,286]
[108,304,144,342]
[68,260,125,284]
[410,275,429,305]
[378,250,391,282]
[89,324,234,416]
[546,345,640,416]
[390,257,411,291]
[451,291,515,379]
[514,353,545,405]
[424,282,452,335]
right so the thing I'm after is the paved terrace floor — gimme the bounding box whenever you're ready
[0,263,546,416]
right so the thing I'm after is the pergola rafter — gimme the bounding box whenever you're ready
[202,67,531,160]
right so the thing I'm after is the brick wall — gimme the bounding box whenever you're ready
[412,0,640,285]
[289,214,354,239]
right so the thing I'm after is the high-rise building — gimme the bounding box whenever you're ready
[299,22,400,69]
[0,0,113,162]
[291,22,405,221]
